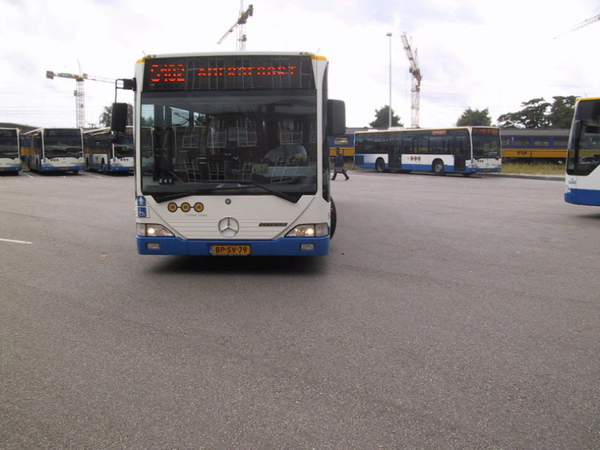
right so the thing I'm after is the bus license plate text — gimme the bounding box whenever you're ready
[211,245,251,256]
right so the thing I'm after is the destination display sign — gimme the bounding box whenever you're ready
[143,54,315,91]
[472,128,500,136]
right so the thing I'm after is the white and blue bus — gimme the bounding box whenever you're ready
[354,126,502,175]
[21,128,84,174]
[84,127,134,174]
[0,128,22,174]
[565,97,600,206]
[111,51,345,256]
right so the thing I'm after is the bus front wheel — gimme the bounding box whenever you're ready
[375,158,385,173]
[432,159,445,175]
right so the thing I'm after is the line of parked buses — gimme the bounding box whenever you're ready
[0,126,134,175]
[329,128,570,163]
[0,126,570,176]
[1,122,598,208]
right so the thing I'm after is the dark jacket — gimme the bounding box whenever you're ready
[334,153,345,169]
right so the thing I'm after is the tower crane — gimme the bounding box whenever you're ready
[400,32,422,128]
[554,12,600,38]
[570,14,600,32]
[46,70,115,128]
[217,1,254,50]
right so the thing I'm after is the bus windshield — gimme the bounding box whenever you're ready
[115,134,134,158]
[567,122,600,176]
[140,90,318,201]
[0,133,19,158]
[473,135,501,159]
[44,135,83,158]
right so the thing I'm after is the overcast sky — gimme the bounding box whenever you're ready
[2,0,599,129]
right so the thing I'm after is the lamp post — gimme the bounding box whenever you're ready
[386,32,393,128]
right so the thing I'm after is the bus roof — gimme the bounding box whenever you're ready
[137,51,326,64]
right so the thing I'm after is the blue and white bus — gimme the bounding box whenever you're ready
[84,127,134,174]
[0,128,22,174]
[21,128,84,174]
[354,126,502,175]
[111,51,345,256]
[565,97,600,206]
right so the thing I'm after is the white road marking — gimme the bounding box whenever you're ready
[0,238,33,245]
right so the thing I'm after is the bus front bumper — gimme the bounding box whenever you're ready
[137,236,331,256]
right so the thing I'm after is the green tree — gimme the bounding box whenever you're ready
[369,105,403,129]
[497,98,551,128]
[98,104,133,127]
[456,108,492,126]
[547,95,577,128]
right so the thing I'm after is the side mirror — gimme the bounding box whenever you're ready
[328,99,346,137]
[111,103,128,133]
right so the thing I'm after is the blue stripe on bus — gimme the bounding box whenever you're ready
[565,189,600,206]
[137,236,330,256]
[39,165,85,172]
[357,162,500,173]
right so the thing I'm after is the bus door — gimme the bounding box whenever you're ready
[389,133,402,170]
[453,132,469,172]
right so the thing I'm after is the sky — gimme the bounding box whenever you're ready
[1,0,600,130]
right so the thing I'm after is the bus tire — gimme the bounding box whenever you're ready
[432,159,445,175]
[330,198,337,239]
[375,158,385,173]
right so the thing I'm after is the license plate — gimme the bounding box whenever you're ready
[211,245,251,256]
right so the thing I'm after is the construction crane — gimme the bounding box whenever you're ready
[400,32,422,129]
[46,70,115,128]
[217,1,254,50]
[555,12,600,38]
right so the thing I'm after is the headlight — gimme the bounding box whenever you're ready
[286,223,329,238]
[137,223,175,237]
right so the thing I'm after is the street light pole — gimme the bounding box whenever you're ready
[386,32,393,128]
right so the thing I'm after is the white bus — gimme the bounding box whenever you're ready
[565,97,600,206]
[354,126,502,175]
[21,128,84,174]
[111,52,345,256]
[84,127,134,174]
[0,128,21,174]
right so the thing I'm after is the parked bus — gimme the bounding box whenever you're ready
[565,97,600,206]
[328,128,367,159]
[84,126,134,174]
[111,51,345,256]
[0,127,21,174]
[20,128,84,174]
[354,126,501,175]
[501,128,568,163]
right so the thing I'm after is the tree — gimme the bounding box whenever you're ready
[456,108,492,126]
[98,104,133,127]
[547,96,577,128]
[497,96,577,129]
[369,105,403,129]
[497,98,551,129]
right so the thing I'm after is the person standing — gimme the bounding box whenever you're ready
[331,150,349,180]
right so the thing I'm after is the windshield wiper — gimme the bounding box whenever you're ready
[152,181,301,203]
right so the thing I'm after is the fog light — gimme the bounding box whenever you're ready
[300,243,315,251]
[146,243,161,250]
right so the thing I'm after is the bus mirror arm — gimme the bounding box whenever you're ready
[116,78,135,91]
